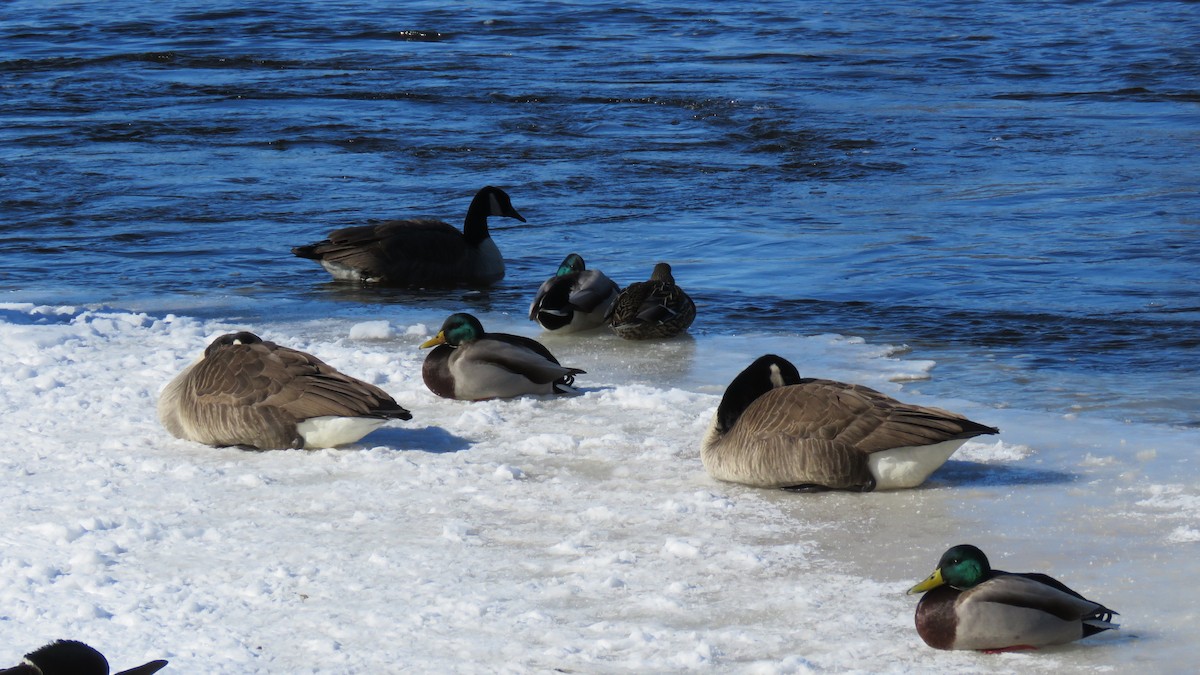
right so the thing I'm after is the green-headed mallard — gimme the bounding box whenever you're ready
[158,332,411,450]
[4,639,168,675]
[291,186,525,287]
[907,544,1119,651]
[420,313,585,400]
[607,262,695,340]
[528,253,620,333]
[701,354,998,491]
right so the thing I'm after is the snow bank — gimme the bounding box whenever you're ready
[1,304,1194,672]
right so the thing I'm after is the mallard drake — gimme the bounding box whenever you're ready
[907,544,1119,651]
[291,185,525,286]
[701,354,998,491]
[420,313,584,400]
[607,262,695,340]
[2,639,167,675]
[528,253,620,333]
[158,331,411,450]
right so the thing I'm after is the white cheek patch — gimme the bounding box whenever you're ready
[768,363,785,388]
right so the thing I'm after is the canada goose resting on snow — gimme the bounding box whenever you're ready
[528,253,620,333]
[701,354,998,491]
[908,544,1118,651]
[420,313,585,400]
[607,262,695,340]
[291,186,525,286]
[1,639,167,675]
[158,332,411,450]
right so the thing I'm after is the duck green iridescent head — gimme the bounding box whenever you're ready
[420,312,485,349]
[556,253,586,276]
[908,544,992,594]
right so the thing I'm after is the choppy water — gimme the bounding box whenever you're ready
[2,0,1198,424]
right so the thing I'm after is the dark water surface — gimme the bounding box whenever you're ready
[2,1,1198,423]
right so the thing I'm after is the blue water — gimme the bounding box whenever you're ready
[2,1,1198,424]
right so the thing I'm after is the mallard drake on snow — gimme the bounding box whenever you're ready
[291,186,525,286]
[607,262,695,340]
[701,354,998,491]
[158,331,411,450]
[420,313,584,400]
[528,253,620,333]
[1,639,167,675]
[907,544,1119,651]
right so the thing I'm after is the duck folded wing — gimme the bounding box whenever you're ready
[571,270,620,312]
[966,573,1111,622]
[464,339,580,384]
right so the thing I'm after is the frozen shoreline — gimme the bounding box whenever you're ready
[1,303,1195,672]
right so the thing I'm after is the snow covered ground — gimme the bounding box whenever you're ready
[1,303,1195,672]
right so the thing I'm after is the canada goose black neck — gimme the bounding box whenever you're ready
[715,354,803,435]
[462,186,525,247]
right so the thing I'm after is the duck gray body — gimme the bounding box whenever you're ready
[2,639,168,675]
[701,354,998,491]
[529,253,620,333]
[291,186,524,287]
[158,332,411,450]
[421,313,584,400]
[607,262,695,340]
[909,545,1118,651]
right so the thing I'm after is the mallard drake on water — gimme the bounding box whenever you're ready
[528,253,620,333]
[1,639,167,675]
[907,544,1119,651]
[420,313,584,400]
[291,186,525,286]
[607,262,695,340]
[701,354,998,491]
[158,332,411,450]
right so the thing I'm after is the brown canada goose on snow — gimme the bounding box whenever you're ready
[907,544,1118,651]
[291,186,525,287]
[528,253,620,333]
[1,639,167,675]
[158,332,411,450]
[607,262,696,340]
[420,313,584,400]
[701,354,998,491]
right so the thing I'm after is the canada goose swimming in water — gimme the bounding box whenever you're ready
[528,253,620,333]
[420,313,584,400]
[291,185,525,287]
[158,332,411,450]
[1,640,168,675]
[607,262,695,340]
[701,354,998,491]
[908,544,1118,651]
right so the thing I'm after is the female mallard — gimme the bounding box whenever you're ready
[420,313,584,400]
[158,332,411,450]
[5,639,168,675]
[607,262,695,339]
[528,253,620,333]
[701,354,998,491]
[291,186,525,287]
[907,544,1119,651]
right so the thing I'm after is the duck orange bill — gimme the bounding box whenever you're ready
[907,568,946,595]
[420,332,447,349]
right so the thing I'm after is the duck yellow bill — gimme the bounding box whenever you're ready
[419,332,446,349]
[907,568,945,595]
